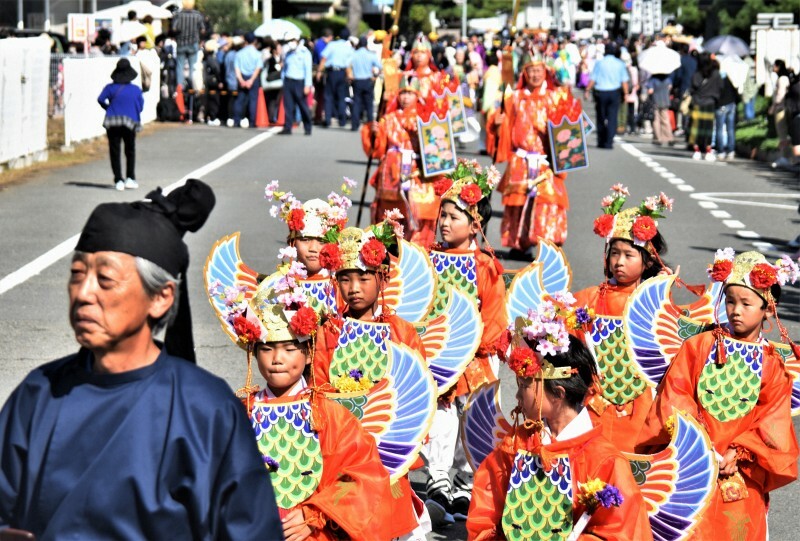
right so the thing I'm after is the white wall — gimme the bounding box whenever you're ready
[0,36,51,166]
[63,52,160,146]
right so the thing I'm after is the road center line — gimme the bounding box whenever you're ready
[0,129,278,297]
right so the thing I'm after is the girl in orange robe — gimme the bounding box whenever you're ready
[468,304,652,541]
[487,53,576,251]
[573,186,674,452]
[637,249,799,540]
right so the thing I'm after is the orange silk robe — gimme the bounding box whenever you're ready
[467,425,653,541]
[487,85,571,249]
[574,283,654,453]
[636,331,799,540]
[361,104,441,248]
[249,395,395,541]
[448,248,508,396]
[312,311,426,538]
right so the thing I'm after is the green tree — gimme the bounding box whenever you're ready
[198,0,257,34]
[663,0,705,35]
[717,0,800,39]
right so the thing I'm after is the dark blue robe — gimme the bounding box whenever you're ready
[0,348,283,540]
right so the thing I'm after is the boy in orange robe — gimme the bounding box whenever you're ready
[468,300,652,541]
[487,51,578,252]
[573,185,675,452]
[312,217,431,540]
[423,160,508,524]
[637,249,799,540]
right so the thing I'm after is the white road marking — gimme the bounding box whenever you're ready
[698,201,718,209]
[621,142,646,157]
[737,231,761,239]
[711,210,732,218]
[677,184,695,192]
[667,177,684,184]
[659,171,676,178]
[692,192,799,211]
[723,220,746,228]
[752,241,776,250]
[0,129,279,297]
[653,166,668,173]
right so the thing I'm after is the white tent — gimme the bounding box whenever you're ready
[93,1,173,21]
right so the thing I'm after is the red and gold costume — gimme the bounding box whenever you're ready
[637,330,798,540]
[248,391,397,540]
[574,283,654,452]
[468,423,653,541]
[488,64,578,250]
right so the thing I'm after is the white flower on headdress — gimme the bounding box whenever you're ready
[644,196,660,212]
[611,183,630,196]
[264,180,281,199]
[714,247,736,262]
[659,192,674,212]
[288,261,308,279]
[551,290,576,306]
[328,191,353,210]
[486,165,501,189]
[269,205,280,218]
[341,176,357,194]
[277,290,308,308]
[277,246,298,261]
[601,196,615,208]
[776,255,800,286]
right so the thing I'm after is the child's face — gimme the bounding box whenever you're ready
[336,269,381,317]
[292,237,324,275]
[398,90,417,109]
[724,285,774,341]
[607,240,647,286]
[439,201,478,249]
[516,374,556,422]
[255,341,310,397]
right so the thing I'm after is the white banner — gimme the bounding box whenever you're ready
[629,0,643,36]
[592,0,607,35]
[642,0,654,36]
[652,0,662,32]
[63,54,159,146]
[0,36,50,166]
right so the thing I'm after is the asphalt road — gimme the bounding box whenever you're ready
[0,113,798,540]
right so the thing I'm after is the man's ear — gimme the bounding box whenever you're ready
[148,282,176,320]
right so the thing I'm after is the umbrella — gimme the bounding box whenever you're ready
[703,35,749,57]
[637,43,681,75]
[94,1,172,20]
[115,21,147,43]
[254,19,302,41]
[718,55,748,91]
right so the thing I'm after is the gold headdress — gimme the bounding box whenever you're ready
[592,184,673,256]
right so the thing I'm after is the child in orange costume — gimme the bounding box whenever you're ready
[573,185,674,452]
[224,268,395,541]
[467,299,652,541]
[423,160,507,523]
[487,51,578,252]
[637,249,799,540]
[312,216,431,540]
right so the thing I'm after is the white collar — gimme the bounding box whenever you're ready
[264,376,307,400]
[541,407,592,444]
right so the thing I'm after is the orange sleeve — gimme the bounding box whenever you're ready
[477,254,508,355]
[390,315,427,361]
[466,446,512,541]
[731,349,799,494]
[361,119,388,158]
[579,454,654,541]
[494,95,516,164]
[311,321,338,388]
[304,400,395,541]
[635,333,707,452]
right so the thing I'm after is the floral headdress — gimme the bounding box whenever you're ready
[707,248,800,362]
[436,158,500,224]
[592,184,673,256]
[264,178,354,241]
[497,291,594,379]
[322,210,404,273]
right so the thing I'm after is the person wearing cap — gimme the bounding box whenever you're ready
[97,58,144,192]
[280,35,314,136]
[316,28,354,127]
[573,186,675,453]
[468,298,652,540]
[233,32,262,128]
[214,252,395,541]
[488,50,579,253]
[348,36,382,132]
[404,34,450,100]
[0,181,283,539]
[583,42,629,149]
[637,250,799,540]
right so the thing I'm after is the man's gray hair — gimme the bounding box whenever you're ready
[135,257,181,334]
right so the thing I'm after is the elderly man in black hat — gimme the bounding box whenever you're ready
[98,58,144,191]
[0,180,282,540]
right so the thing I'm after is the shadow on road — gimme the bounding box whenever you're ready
[64,181,117,190]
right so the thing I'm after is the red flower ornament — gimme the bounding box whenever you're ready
[434,178,453,196]
[507,347,542,378]
[361,238,387,267]
[233,315,261,344]
[289,306,319,337]
[287,208,306,232]
[319,243,343,271]
[460,183,483,205]
[709,260,733,282]
[593,214,614,237]
[749,263,778,290]
[632,216,657,241]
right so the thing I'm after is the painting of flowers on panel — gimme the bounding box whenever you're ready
[418,113,457,178]
[548,117,589,174]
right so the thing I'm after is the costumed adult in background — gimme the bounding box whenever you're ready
[98,58,144,192]
[488,50,578,255]
[405,34,449,101]
[0,181,282,539]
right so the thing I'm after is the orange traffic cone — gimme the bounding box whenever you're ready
[255,88,269,128]
[175,84,186,121]
[276,98,285,127]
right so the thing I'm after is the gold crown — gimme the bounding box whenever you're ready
[725,251,777,302]
[250,285,298,343]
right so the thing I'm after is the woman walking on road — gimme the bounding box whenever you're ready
[98,58,144,191]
